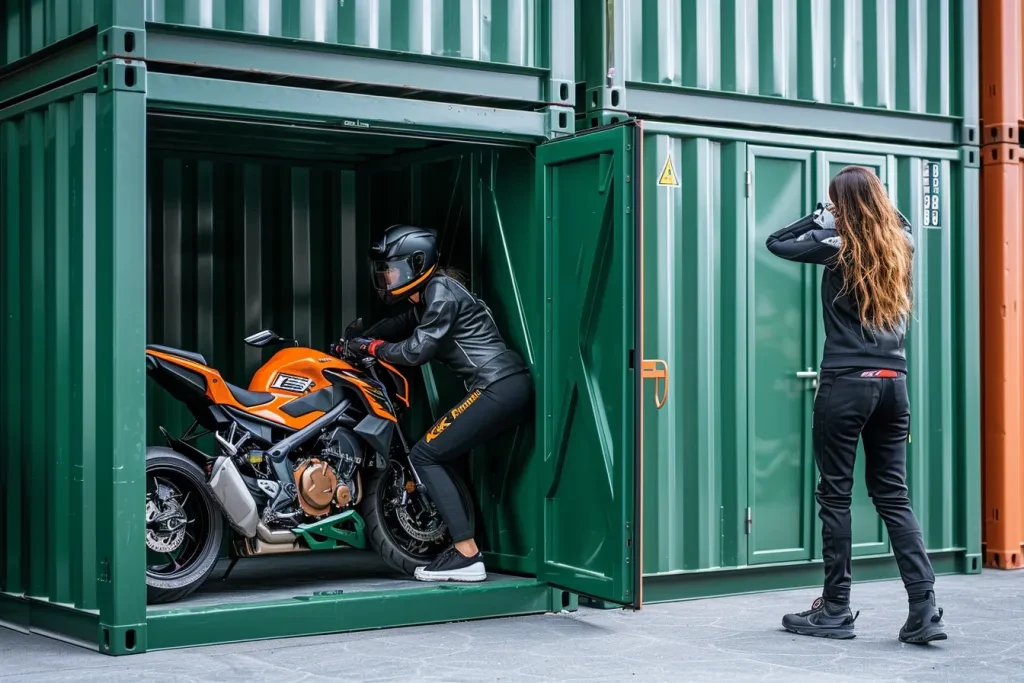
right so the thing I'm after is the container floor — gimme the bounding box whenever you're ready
[147,550,519,611]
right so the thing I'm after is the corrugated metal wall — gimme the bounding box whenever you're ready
[2,0,545,68]
[581,0,967,118]
[639,126,980,579]
[1,0,96,66]
[0,84,149,651]
[1,93,101,610]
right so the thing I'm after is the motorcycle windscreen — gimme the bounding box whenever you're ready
[533,122,642,609]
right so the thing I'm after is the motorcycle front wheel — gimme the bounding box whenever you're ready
[358,459,474,576]
[144,447,223,604]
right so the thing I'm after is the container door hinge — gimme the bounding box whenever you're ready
[745,171,752,197]
[98,557,111,582]
[745,507,752,534]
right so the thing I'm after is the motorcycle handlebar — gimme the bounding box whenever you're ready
[331,338,376,368]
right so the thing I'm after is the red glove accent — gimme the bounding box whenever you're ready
[368,339,384,357]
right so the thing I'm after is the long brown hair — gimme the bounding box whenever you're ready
[828,166,913,331]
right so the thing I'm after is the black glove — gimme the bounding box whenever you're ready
[347,337,380,358]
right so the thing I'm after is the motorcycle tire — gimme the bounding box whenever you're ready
[145,447,224,605]
[358,462,475,576]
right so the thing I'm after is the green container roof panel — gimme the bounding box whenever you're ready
[147,0,541,67]
[622,0,962,116]
[637,126,980,595]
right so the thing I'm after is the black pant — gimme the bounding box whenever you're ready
[409,372,532,543]
[813,368,935,603]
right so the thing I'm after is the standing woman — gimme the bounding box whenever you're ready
[765,166,946,643]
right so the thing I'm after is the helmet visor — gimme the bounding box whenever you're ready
[372,257,419,294]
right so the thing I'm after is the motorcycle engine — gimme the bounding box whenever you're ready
[293,428,364,518]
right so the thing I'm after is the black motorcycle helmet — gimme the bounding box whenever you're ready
[369,224,440,305]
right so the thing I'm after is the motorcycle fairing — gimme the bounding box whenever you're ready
[145,345,404,432]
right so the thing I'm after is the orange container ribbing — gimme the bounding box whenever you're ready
[980,142,1024,569]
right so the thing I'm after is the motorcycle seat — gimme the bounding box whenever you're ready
[147,344,208,366]
[226,382,274,408]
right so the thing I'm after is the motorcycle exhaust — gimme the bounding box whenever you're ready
[235,536,308,557]
[208,456,260,538]
[208,456,311,548]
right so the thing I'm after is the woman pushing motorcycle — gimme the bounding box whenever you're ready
[766,166,945,643]
[345,225,532,583]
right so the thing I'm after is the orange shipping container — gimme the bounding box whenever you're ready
[980,0,1024,569]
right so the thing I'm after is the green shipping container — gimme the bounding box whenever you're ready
[0,65,642,654]
[1,1,574,111]
[578,0,979,147]
[636,123,981,602]
[0,57,980,656]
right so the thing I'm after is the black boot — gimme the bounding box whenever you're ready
[898,592,947,644]
[782,597,859,639]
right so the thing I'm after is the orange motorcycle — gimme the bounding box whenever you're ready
[143,329,471,603]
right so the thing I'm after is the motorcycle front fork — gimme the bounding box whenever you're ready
[392,425,432,508]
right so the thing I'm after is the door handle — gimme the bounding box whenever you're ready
[795,368,818,389]
[642,359,669,409]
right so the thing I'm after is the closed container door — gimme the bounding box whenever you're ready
[746,146,818,564]
[813,153,892,559]
[534,123,641,607]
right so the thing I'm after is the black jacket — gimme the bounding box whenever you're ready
[365,274,529,391]
[765,203,915,372]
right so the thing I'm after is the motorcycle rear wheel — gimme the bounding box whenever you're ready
[145,447,224,604]
[358,460,475,576]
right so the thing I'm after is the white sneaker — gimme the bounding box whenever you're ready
[413,546,487,582]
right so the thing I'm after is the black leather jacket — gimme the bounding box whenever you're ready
[765,203,914,372]
[365,274,529,392]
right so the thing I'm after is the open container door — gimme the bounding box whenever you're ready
[535,122,643,609]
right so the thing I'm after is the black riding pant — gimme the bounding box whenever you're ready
[813,368,935,604]
[409,372,532,543]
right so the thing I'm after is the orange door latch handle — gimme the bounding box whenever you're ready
[641,359,669,409]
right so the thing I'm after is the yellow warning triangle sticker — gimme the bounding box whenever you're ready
[658,153,680,187]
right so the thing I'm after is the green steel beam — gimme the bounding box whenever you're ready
[0,593,102,651]
[959,0,980,145]
[96,1,146,31]
[0,75,97,122]
[546,0,575,107]
[639,121,963,160]
[0,33,96,107]
[642,551,970,605]
[146,579,566,652]
[613,86,963,147]
[958,160,983,564]
[145,26,547,104]
[145,73,553,142]
[93,62,148,656]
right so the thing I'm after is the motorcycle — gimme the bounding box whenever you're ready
[143,328,470,604]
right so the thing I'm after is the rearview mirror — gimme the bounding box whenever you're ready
[244,329,294,348]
